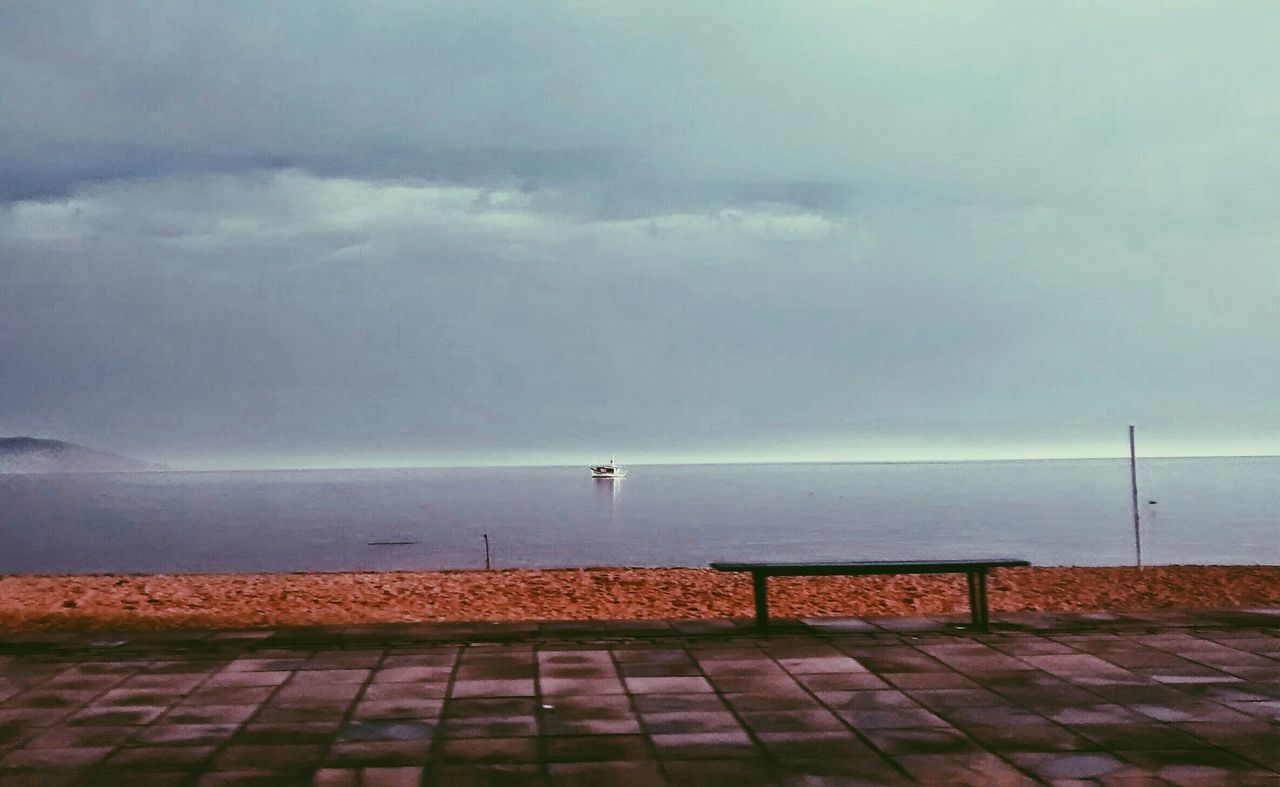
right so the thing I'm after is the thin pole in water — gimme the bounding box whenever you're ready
[483,533,491,570]
[1129,425,1142,570]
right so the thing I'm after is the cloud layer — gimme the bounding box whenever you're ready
[2,2,1279,465]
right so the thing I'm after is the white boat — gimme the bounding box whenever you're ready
[590,457,626,478]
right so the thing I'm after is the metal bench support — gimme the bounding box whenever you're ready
[752,572,769,629]
[966,569,989,630]
[710,559,1029,634]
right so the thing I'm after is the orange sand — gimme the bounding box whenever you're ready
[1,566,1278,633]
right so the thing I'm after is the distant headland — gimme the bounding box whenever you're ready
[0,437,164,474]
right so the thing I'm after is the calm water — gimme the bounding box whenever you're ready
[0,458,1277,574]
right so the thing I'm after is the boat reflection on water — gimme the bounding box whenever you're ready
[590,457,625,514]
[594,474,623,505]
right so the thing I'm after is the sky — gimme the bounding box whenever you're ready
[2,2,1279,469]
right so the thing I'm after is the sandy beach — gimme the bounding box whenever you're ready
[1,565,1278,633]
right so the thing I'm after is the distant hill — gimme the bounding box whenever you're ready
[0,437,165,473]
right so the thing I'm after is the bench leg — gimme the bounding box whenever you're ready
[967,572,980,628]
[752,573,769,629]
[966,570,990,631]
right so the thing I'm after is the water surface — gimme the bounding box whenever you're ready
[1,458,1276,573]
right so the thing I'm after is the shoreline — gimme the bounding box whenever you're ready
[2,565,1279,633]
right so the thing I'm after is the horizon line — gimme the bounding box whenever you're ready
[134,452,1280,474]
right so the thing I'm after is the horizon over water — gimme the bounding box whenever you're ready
[140,450,1280,474]
[2,456,1278,574]
[140,432,1280,472]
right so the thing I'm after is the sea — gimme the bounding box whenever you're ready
[0,457,1277,575]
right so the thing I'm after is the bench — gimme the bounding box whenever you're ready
[709,558,1031,631]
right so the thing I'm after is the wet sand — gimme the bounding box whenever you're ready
[2,565,1278,633]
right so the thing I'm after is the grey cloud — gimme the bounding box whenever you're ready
[5,2,1272,212]
[2,2,1279,465]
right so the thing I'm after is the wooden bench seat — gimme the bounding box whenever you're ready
[710,558,1031,631]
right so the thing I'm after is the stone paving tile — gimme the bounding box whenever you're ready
[837,706,951,729]
[201,670,290,688]
[739,708,848,733]
[456,664,536,681]
[117,672,210,692]
[325,740,433,767]
[6,688,107,711]
[437,736,540,764]
[269,682,363,708]
[102,743,216,768]
[371,666,452,683]
[1,612,1279,782]
[649,730,759,759]
[352,699,445,720]
[1005,751,1131,780]
[548,759,665,785]
[543,733,650,762]
[68,706,167,726]
[423,763,545,785]
[715,674,830,696]
[448,679,536,698]
[812,688,918,710]
[640,710,745,735]
[1228,699,1280,721]
[252,706,344,724]
[757,729,882,761]
[302,652,384,670]
[91,770,196,786]
[0,745,114,769]
[541,715,642,736]
[633,694,731,714]
[230,722,339,746]
[357,767,434,787]
[992,683,1111,709]
[1070,722,1208,751]
[620,662,703,678]
[196,768,316,785]
[220,657,308,673]
[1047,703,1150,725]
[180,685,276,706]
[1131,699,1260,723]
[863,726,984,756]
[662,756,784,784]
[441,716,538,738]
[0,708,76,728]
[964,722,1098,753]
[381,649,460,666]
[215,743,328,769]
[791,671,890,691]
[902,687,1009,711]
[624,676,715,694]
[784,755,913,782]
[539,677,625,696]
[23,724,139,748]
[446,697,539,719]
[158,703,259,726]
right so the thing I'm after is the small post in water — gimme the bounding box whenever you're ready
[1129,425,1142,571]
[483,533,491,570]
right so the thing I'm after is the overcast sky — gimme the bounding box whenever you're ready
[2,2,1279,468]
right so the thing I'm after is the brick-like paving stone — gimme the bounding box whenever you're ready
[0,608,1278,784]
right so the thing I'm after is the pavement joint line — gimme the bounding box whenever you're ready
[610,641,666,780]
[531,643,550,779]
[422,639,465,776]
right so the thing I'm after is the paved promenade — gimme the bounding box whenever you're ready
[1,609,1279,785]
